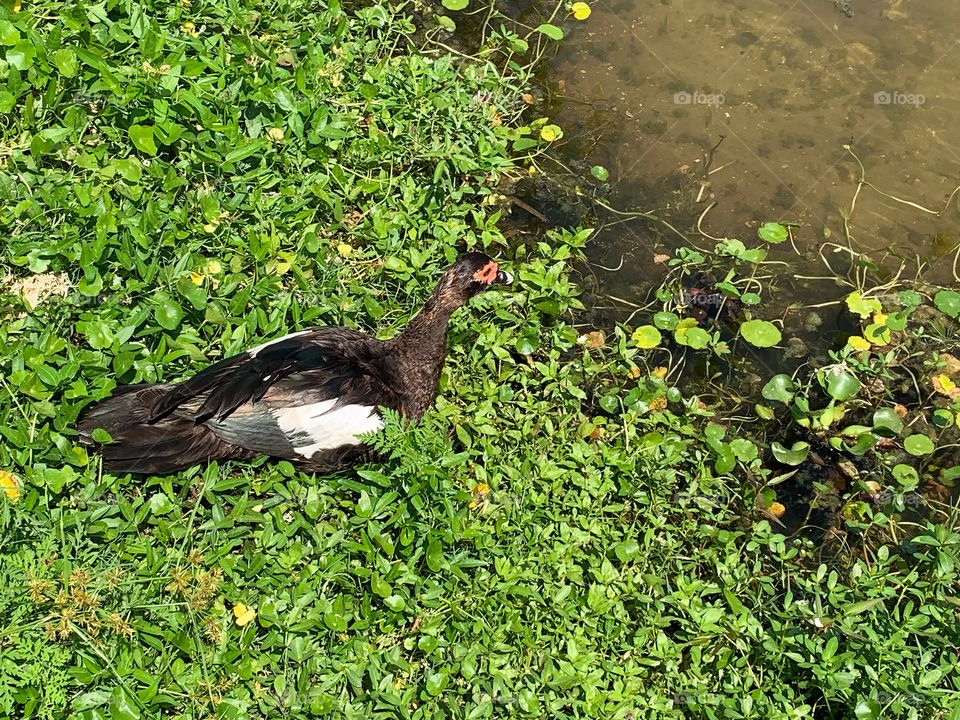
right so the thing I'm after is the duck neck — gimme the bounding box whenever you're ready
[384,293,459,419]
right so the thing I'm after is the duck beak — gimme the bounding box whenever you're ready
[495,269,513,285]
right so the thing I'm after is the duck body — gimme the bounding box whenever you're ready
[78,253,512,475]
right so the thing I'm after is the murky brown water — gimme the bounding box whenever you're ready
[547,0,960,297]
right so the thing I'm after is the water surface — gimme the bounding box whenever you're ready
[547,0,960,302]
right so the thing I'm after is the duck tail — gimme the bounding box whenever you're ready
[77,384,253,475]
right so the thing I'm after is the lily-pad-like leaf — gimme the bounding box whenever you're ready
[934,289,960,318]
[864,321,891,346]
[872,407,903,435]
[757,222,788,243]
[539,124,563,142]
[590,165,609,181]
[441,0,468,9]
[675,326,711,349]
[536,23,564,41]
[740,319,781,348]
[904,434,935,456]
[631,325,662,349]
[825,370,861,401]
[892,464,919,488]
[761,374,796,403]
[771,441,810,466]
[845,292,882,319]
[653,311,679,331]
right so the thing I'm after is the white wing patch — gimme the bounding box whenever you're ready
[247,330,312,357]
[273,400,383,458]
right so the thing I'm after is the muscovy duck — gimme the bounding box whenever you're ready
[78,253,512,475]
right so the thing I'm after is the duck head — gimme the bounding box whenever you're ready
[433,252,513,308]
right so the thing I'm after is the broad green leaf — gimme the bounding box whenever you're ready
[675,326,710,349]
[108,688,140,720]
[761,374,795,403]
[536,23,564,40]
[441,0,468,8]
[653,311,679,330]
[631,325,662,349]
[153,292,183,330]
[53,48,79,77]
[757,222,788,243]
[904,434,935,456]
[740,319,781,348]
[129,124,158,155]
[590,165,609,181]
[845,292,882,318]
[771,441,809,466]
[825,370,860,401]
[934,289,960,318]
[871,407,903,435]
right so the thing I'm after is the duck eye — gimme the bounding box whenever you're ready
[472,262,498,284]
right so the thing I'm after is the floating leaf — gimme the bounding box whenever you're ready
[757,222,788,243]
[934,290,960,318]
[824,369,860,401]
[771,441,810,466]
[892,464,919,488]
[740,319,781,348]
[571,2,591,19]
[872,407,903,435]
[536,23,564,40]
[761,374,796,403]
[904,434,935,456]
[590,165,609,181]
[539,124,563,141]
[442,0,469,10]
[864,318,891,346]
[675,325,710,349]
[845,292,882,319]
[653,311,679,330]
[631,325,662,349]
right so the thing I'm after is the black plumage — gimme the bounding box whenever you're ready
[77,253,512,475]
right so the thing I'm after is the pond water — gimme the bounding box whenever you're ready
[545,0,960,310]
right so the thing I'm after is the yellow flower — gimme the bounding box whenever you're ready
[336,242,353,257]
[267,127,284,142]
[189,272,205,285]
[0,471,21,502]
[846,335,871,351]
[233,602,256,627]
[651,366,669,379]
[469,483,490,509]
[571,2,591,19]
[180,22,200,37]
[768,502,785,518]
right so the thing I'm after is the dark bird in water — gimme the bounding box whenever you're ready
[78,253,513,475]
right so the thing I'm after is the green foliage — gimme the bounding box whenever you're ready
[2,0,960,719]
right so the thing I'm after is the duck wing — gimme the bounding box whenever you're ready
[147,327,388,424]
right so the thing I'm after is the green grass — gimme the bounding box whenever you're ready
[2,1,960,719]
